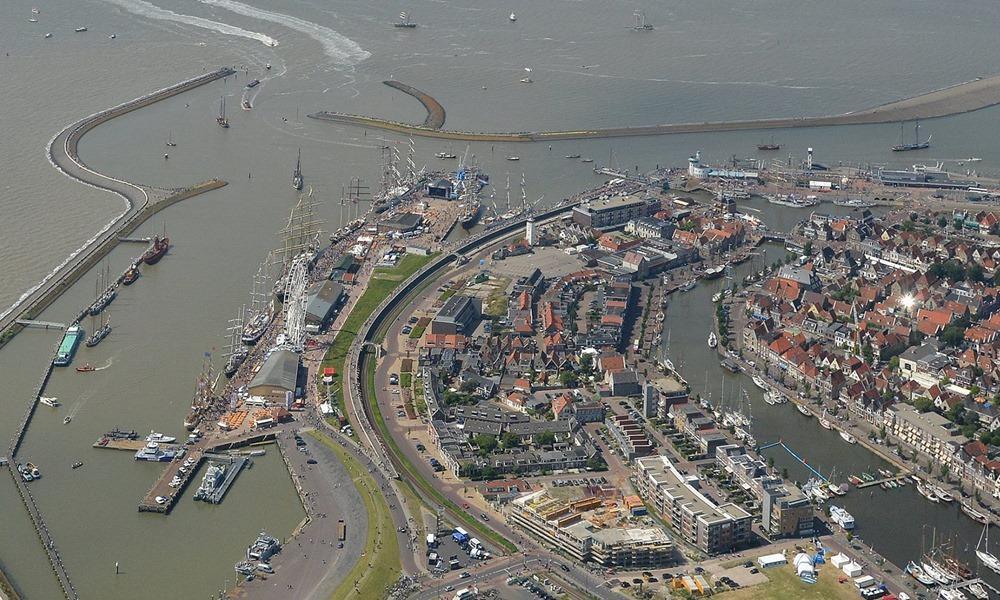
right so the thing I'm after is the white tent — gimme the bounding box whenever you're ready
[757,553,787,569]
[794,553,816,579]
[842,562,864,577]
[830,553,851,568]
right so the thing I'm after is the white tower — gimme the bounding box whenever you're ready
[806,147,814,171]
[526,217,537,246]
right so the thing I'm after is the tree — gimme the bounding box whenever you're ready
[913,397,935,413]
[474,434,497,455]
[968,264,985,283]
[534,431,556,447]
[586,456,608,472]
[559,370,579,388]
[938,216,948,228]
[459,379,478,394]
[862,342,875,364]
[888,356,900,372]
[940,325,966,347]
[803,241,813,256]
[500,432,521,449]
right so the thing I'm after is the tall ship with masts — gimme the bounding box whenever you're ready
[291,149,304,190]
[88,265,117,316]
[891,120,930,152]
[85,311,111,347]
[273,190,324,303]
[224,306,248,377]
[184,355,215,431]
[242,258,274,345]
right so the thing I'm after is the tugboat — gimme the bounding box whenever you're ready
[217,96,229,128]
[122,266,140,285]
[142,233,170,265]
[291,149,304,190]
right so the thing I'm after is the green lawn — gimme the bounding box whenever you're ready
[716,563,861,600]
[407,324,426,339]
[399,372,412,388]
[308,431,401,600]
[319,253,435,414]
[439,288,457,302]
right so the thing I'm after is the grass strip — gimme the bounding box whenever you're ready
[308,431,401,600]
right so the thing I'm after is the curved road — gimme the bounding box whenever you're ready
[310,73,1000,142]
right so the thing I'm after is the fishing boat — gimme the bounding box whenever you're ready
[962,502,989,524]
[905,561,936,586]
[75,363,95,373]
[39,396,60,407]
[839,431,857,444]
[819,410,834,430]
[707,332,718,349]
[891,120,931,152]
[122,266,140,285]
[393,11,417,27]
[292,149,304,190]
[797,404,812,417]
[217,96,229,128]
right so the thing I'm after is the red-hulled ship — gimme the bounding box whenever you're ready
[142,236,170,265]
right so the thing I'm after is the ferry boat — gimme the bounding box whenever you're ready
[796,404,812,417]
[393,11,417,27]
[134,442,178,462]
[829,505,855,529]
[707,332,718,348]
[142,235,170,265]
[53,325,84,367]
[905,561,936,586]
[962,502,989,524]
[39,396,59,407]
[122,266,140,285]
[146,431,177,443]
[839,431,857,444]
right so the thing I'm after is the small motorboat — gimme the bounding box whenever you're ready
[580,158,593,163]
[265,63,271,70]
[154,495,168,505]
[506,156,520,161]
[565,154,581,159]
[74,26,88,32]
[63,416,72,425]
[108,33,117,39]
[72,461,84,469]
[44,32,53,38]
[509,11,517,22]
[39,396,60,407]
[76,363,96,372]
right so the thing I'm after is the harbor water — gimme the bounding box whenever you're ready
[3,0,1000,596]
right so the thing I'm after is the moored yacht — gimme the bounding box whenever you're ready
[146,431,177,443]
[797,404,812,417]
[707,331,718,348]
[905,561,936,586]
[751,374,768,390]
[839,431,857,444]
[829,505,855,529]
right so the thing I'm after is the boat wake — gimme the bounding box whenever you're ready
[94,358,114,371]
[101,0,279,48]
[197,0,370,65]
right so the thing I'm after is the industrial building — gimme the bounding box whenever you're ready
[304,280,345,333]
[248,349,301,402]
[634,454,752,555]
[379,212,423,233]
[507,489,674,569]
[431,294,482,335]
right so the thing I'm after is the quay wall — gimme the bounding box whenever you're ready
[311,74,1000,142]
[382,80,446,129]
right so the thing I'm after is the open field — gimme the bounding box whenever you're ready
[715,564,862,600]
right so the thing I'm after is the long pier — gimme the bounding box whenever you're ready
[310,74,1000,142]
[0,68,235,351]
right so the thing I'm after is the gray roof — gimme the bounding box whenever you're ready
[306,280,344,323]
[249,349,300,393]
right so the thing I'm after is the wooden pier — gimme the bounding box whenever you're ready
[137,450,204,514]
[854,473,913,489]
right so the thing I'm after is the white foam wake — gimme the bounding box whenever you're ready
[198,0,370,65]
[101,0,279,47]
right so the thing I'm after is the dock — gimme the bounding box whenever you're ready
[137,450,204,514]
[854,473,913,489]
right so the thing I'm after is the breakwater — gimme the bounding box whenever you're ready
[311,74,1000,142]
[0,67,235,348]
[383,80,445,129]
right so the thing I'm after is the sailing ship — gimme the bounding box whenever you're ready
[217,96,229,128]
[891,120,930,152]
[88,266,117,316]
[962,502,989,524]
[292,149,304,190]
[630,10,654,31]
[757,136,780,151]
[905,561,936,586]
[85,313,111,347]
[183,356,214,431]
[223,306,248,378]
[242,260,274,345]
[393,11,417,27]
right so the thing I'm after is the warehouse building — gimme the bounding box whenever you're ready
[305,280,345,333]
[248,349,301,402]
